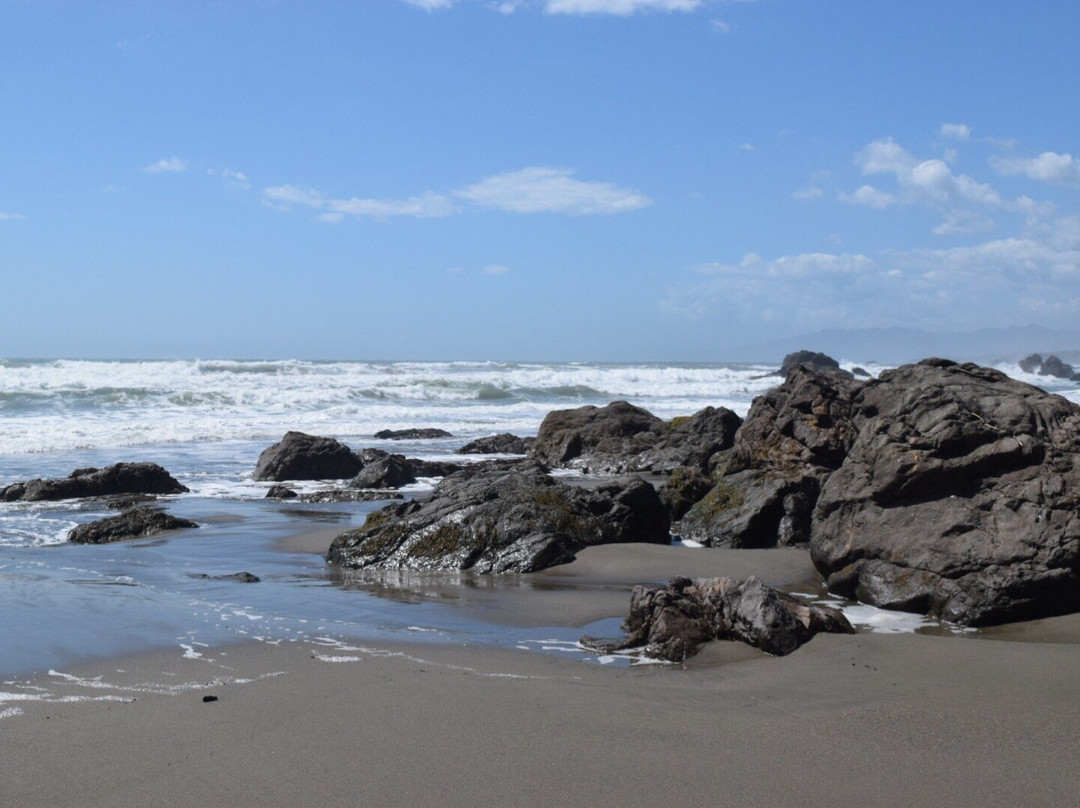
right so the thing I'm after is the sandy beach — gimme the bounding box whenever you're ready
[4,539,1079,808]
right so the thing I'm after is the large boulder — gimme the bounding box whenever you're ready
[253,432,363,482]
[350,455,417,489]
[811,358,1080,626]
[529,401,741,475]
[68,506,198,544]
[777,350,852,379]
[582,576,854,662]
[678,366,858,548]
[457,434,534,455]
[327,460,670,573]
[1,463,189,503]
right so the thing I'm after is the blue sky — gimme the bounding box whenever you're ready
[2,0,1080,360]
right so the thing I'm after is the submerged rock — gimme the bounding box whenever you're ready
[1,463,189,503]
[327,460,670,573]
[374,428,453,440]
[68,506,198,544]
[253,432,363,482]
[191,572,261,583]
[582,576,854,662]
[457,433,534,455]
[811,358,1080,626]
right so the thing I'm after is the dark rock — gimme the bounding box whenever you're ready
[104,494,159,510]
[1039,354,1077,380]
[582,576,854,662]
[1,463,189,503]
[202,696,218,703]
[680,367,858,548]
[630,407,743,474]
[297,489,405,503]
[374,428,453,440]
[265,485,298,499]
[409,459,463,478]
[68,506,198,544]
[192,572,261,583]
[811,358,1080,626]
[529,401,665,472]
[327,460,670,573]
[253,432,363,482]
[350,455,417,489]
[1019,353,1043,374]
[852,367,871,378]
[659,466,714,521]
[777,350,853,379]
[457,434,534,455]
[355,447,390,466]
[679,469,819,548]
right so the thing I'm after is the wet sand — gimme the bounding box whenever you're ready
[4,538,1079,807]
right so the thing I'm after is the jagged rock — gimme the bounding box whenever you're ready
[528,401,740,475]
[659,466,714,521]
[350,455,417,489]
[409,459,463,478]
[374,428,453,440]
[327,460,670,573]
[265,485,298,499]
[630,407,742,474]
[68,506,198,544]
[581,576,854,662]
[355,447,390,466]
[457,434,534,455]
[253,432,363,482]
[679,367,858,548]
[529,401,665,472]
[1,463,189,503]
[777,350,853,379]
[811,358,1080,626]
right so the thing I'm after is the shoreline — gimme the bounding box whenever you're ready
[3,614,1079,807]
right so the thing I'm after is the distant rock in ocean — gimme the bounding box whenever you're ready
[68,506,198,544]
[1,463,188,503]
[374,428,454,440]
[1019,353,1080,381]
[775,350,853,379]
[253,432,364,482]
[457,433,534,455]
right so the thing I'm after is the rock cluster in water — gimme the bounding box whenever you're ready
[1019,353,1080,381]
[1,463,189,503]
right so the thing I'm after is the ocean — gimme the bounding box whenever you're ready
[2,358,1077,680]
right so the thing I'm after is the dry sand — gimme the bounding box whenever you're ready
[3,539,1079,807]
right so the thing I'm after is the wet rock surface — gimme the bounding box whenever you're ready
[68,506,199,544]
[327,460,670,573]
[457,433,534,455]
[582,575,854,662]
[374,428,453,440]
[811,359,1080,626]
[776,350,853,379]
[1,463,189,503]
[253,432,364,482]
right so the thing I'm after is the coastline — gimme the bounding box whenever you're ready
[4,613,1079,807]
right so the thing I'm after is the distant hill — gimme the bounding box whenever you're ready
[736,326,1080,366]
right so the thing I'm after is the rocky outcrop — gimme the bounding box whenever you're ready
[457,434,534,455]
[811,359,1080,626]
[659,466,714,521]
[529,401,740,475]
[677,366,858,548]
[777,350,853,380]
[296,490,404,504]
[1,463,189,503]
[253,432,363,482]
[374,428,453,440]
[582,576,854,662]
[327,460,670,573]
[350,455,417,489]
[1019,353,1080,380]
[68,506,198,544]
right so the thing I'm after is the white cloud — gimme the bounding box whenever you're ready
[143,156,187,174]
[991,151,1080,188]
[544,0,703,15]
[791,186,824,201]
[840,184,894,209]
[738,143,755,152]
[711,19,731,32]
[208,167,251,189]
[483,264,513,275]
[401,0,454,10]
[939,122,972,142]
[0,211,26,221]
[454,167,651,214]
[263,185,456,219]
[491,0,525,11]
